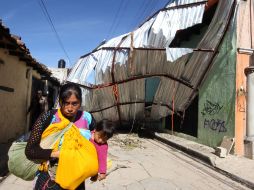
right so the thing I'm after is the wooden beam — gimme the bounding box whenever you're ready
[0,85,14,92]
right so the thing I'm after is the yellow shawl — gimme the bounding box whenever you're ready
[41,109,98,190]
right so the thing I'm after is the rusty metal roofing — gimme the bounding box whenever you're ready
[67,0,236,123]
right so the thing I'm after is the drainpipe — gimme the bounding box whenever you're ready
[242,48,254,141]
[244,51,254,159]
[245,65,254,139]
[25,68,33,133]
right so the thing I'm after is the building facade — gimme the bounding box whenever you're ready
[0,21,59,143]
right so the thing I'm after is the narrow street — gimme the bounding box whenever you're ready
[86,134,250,190]
[1,133,250,190]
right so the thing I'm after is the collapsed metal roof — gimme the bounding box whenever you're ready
[67,0,235,123]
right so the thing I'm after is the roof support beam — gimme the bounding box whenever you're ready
[89,101,181,116]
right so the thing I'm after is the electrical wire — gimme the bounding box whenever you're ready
[106,0,125,40]
[107,0,169,40]
[139,0,155,24]
[111,0,129,37]
[37,0,71,66]
[131,0,152,29]
[129,0,167,30]
[128,0,147,30]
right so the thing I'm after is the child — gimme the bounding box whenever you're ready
[71,118,115,181]
[89,119,115,181]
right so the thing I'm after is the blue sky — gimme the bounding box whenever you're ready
[0,0,169,68]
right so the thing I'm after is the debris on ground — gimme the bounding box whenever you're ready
[110,133,146,150]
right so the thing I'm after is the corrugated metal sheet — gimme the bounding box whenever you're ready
[67,0,236,123]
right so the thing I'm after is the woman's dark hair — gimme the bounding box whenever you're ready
[59,83,82,104]
[95,119,115,139]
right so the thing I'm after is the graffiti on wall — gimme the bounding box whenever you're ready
[202,100,227,133]
[203,119,227,133]
[201,100,223,116]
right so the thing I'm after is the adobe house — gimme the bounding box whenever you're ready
[0,20,59,143]
[66,0,254,158]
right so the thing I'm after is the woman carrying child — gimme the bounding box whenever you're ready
[25,83,115,190]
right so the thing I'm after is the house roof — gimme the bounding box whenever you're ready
[0,20,59,84]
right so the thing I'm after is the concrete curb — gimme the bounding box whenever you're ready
[213,166,254,190]
[153,134,216,166]
[152,133,254,190]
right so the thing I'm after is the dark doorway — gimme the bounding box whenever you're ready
[165,95,199,137]
[144,77,160,118]
[28,77,45,130]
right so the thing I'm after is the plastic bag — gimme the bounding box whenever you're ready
[7,122,73,181]
[8,142,39,181]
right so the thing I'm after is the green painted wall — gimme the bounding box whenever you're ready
[197,21,236,147]
[145,77,161,102]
